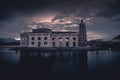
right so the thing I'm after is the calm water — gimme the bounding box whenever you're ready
[0,48,120,80]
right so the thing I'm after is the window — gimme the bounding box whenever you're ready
[66,38,69,41]
[44,42,47,45]
[52,42,55,47]
[31,42,34,45]
[38,37,41,40]
[21,37,25,41]
[79,32,81,35]
[66,42,69,47]
[59,42,62,47]
[73,42,76,47]
[82,32,84,35]
[23,42,25,45]
[44,37,47,40]
[73,38,76,40]
[83,42,85,45]
[38,42,41,47]
[31,37,34,40]
[59,38,62,42]
[52,38,55,40]
[79,37,81,40]
[83,37,84,40]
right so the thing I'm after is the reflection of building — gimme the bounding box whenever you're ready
[20,20,87,47]
[19,51,88,80]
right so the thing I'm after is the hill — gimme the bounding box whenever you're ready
[0,38,20,45]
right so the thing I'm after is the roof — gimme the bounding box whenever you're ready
[32,28,52,33]
[20,28,78,34]
[113,35,120,39]
[52,32,77,34]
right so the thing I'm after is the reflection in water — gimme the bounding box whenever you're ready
[88,50,120,80]
[0,49,120,80]
[19,51,87,80]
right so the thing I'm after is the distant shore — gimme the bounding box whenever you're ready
[0,45,19,48]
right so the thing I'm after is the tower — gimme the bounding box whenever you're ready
[78,20,87,47]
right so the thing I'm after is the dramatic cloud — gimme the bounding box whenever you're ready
[0,0,120,40]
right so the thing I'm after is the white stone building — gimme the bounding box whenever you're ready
[20,20,87,47]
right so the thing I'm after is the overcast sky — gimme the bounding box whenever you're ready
[0,0,120,40]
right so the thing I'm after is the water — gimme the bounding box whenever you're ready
[0,48,120,80]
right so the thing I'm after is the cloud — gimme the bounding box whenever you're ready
[1,0,120,21]
[0,13,32,38]
[96,0,120,21]
[0,0,120,40]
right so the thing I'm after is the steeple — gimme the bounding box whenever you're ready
[81,19,84,23]
[79,19,85,30]
[78,19,87,47]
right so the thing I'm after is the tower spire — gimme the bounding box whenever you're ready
[78,19,87,47]
[81,19,84,23]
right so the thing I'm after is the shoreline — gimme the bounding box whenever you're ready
[9,47,109,52]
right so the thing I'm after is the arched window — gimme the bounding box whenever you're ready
[73,38,76,40]
[66,42,69,47]
[59,38,62,47]
[59,38,62,42]
[66,38,69,41]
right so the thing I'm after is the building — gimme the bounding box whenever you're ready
[111,35,120,43]
[88,39,103,46]
[20,20,87,47]
[110,35,120,49]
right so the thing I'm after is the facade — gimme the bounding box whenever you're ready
[20,20,87,47]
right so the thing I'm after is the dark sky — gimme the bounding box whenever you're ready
[0,0,120,40]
